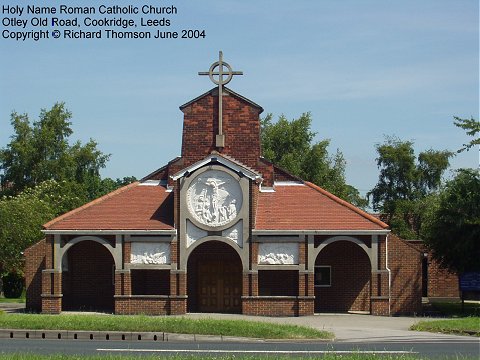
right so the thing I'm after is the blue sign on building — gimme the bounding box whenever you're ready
[459,272,480,292]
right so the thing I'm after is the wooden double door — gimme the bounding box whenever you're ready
[197,259,242,313]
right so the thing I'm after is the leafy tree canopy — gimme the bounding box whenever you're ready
[454,116,479,153]
[0,102,110,195]
[0,103,137,277]
[261,113,367,208]
[422,169,480,273]
[368,136,452,238]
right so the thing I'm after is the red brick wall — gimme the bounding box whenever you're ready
[402,240,460,299]
[388,234,422,315]
[181,92,260,166]
[115,297,169,315]
[62,240,114,311]
[427,257,460,298]
[24,239,46,312]
[314,241,371,312]
[180,91,274,185]
[242,297,314,316]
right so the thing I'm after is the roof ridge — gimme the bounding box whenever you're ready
[140,156,181,182]
[304,181,389,229]
[179,87,264,112]
[43,181,140,229]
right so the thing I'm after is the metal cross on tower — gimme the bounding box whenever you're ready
[199,51,243,148]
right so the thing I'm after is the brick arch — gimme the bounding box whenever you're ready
[61,240,115,312]
[186,240,242,313]
[314,240,372,313]
[59,236,121,270]
[185,236,246,270]
[312,236,373,268]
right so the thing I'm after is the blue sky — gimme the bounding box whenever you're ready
[1,0,478,196]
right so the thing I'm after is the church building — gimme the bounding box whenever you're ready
[25,53,423,316]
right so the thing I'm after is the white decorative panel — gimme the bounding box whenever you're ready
[186,219,208,247]
[222,220,243,248]
[186,170,242,227]
[258,243,299,265]
[131,242,170,264]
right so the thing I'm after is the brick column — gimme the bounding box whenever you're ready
[170,270,187,315]
[113,270,130,296]
[41,270,62,314]
[114,270,131,314]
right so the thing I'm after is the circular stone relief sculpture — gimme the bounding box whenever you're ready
[187,170,242,227]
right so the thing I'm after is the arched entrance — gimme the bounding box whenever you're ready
[314,240,371,313]
[62,240,115,312]
[187,241,242,313]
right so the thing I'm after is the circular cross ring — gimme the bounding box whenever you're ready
[208,61,234,86]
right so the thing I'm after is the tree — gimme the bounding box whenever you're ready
[261,113,367,208]
[454,116,479,153]
[0,103,110,195]
[368,137,452,238]
[422,169,480,273]
[0,103,137,283]
[0,180,87,276]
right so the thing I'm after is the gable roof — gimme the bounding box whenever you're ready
[255,181,389,231]
[179,87,264,113]
[44,182,174,231]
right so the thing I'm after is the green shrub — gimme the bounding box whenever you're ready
[2,272,24,298]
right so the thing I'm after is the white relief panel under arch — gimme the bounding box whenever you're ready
[258,243,299,265]
[131,242,170,264]
[186,219,208,247]
[222,220,243,248]
[186,169,242,227]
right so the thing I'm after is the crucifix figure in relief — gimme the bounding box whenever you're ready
[199,51,243,148]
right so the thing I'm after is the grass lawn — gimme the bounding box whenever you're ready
[0,297,25,304]
[430,301,480,317]
[411,317,479,337]
[0,355,433,360]
[411,300,480,337]
[0,313,332,340]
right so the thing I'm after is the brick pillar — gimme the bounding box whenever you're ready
[123,242,131,265]
[170,271,178,296]
[251,271,258,296]
[242,273,249,297]
[41,270,62,314]
[170,270,187,315]
[298,272,305,296]
[114,270,130,314]
[299,243,306,267]
[114,270,131,296]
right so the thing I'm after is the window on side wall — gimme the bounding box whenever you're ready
[314,266,331,287]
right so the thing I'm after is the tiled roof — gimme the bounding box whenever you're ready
[255,182,388,231]
[44,182,174,231]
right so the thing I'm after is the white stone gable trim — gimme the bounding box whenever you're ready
[273,181,305,186]
[43,229,177,235]
[171,155,261,181]
[252,229,390,235]
[139,180,162,186]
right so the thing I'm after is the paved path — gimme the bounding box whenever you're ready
[184,312,475,343]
